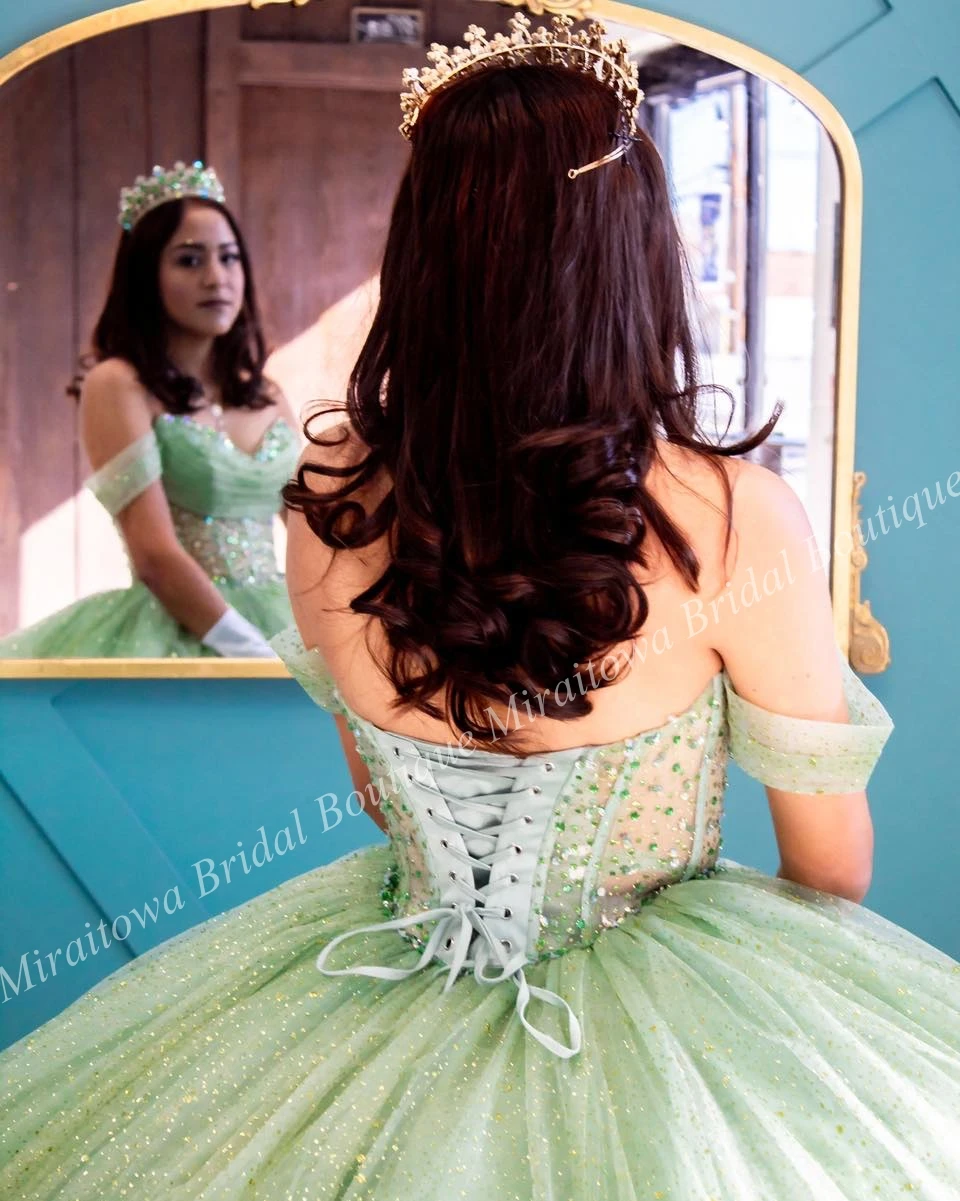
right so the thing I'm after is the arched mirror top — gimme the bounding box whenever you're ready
[0,0,887,677]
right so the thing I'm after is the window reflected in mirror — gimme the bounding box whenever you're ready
[0,3,845,662]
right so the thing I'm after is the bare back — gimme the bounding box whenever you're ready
[286,434,749,754]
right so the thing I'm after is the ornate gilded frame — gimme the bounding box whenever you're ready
[0,0,888,678]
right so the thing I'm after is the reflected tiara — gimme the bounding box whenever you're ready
[118,160,226,231]
[399,12,644,141]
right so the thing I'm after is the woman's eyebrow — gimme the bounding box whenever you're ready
[171,240,239,250]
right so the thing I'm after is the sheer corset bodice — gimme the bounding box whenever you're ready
[271,625,893,1056]
[349,670,728,952]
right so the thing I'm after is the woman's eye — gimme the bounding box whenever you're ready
[222,252,241,265]
[176,255,202,268]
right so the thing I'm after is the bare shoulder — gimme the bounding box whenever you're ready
[80,358,154,415]
[709,459,837,694]
[81,356,146,396]
[650,442,812,569]
[652,439,745,507]
[79,358,157,469]
[727,458,816,555]
[646,441,745,587]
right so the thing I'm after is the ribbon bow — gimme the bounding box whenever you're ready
[315,902,582,1059]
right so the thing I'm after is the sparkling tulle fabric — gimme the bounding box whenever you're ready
[0,416,298,658]
[2,628,959,1200]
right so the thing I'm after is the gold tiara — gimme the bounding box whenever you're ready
[399,12,644,142]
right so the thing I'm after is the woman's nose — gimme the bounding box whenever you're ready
[202,257,227,288]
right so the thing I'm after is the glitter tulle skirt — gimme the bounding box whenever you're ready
[1,844,958,1200]
[0,579,292,658]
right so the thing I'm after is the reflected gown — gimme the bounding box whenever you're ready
[0,413,298,657]
[1,625,959,1199]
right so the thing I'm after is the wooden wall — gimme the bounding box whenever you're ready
[0,0,513,638]
[0,13,205,635]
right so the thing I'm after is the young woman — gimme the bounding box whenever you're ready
[1,19,958,1200]
[0,162,300,658]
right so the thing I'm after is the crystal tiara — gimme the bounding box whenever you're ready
[399,12,644,141]
[118,160,226,231]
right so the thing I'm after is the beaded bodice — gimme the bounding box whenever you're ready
[271,625,893,1057]
[365,673,730,956]
[86,415,299,587]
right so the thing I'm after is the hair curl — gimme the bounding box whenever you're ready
[283,64,780,753]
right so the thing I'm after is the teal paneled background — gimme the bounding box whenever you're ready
[1,0,958,1051]
[0,679,384,1048]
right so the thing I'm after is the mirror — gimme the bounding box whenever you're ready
[0,0,872,675]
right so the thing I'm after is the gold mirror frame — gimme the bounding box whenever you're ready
[0,0,889,678]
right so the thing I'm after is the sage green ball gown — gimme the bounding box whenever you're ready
[0,412,298,657]
[1,624,959,1199]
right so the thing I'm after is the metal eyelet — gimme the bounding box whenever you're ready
[503,907,512,919]
[512,844,522,855]
[393,747,401,757]
[543,762,554,772]
[522,815,533,824]
[448,870,457,880]
[426,807,434,817]
[444,937,453,950]
[440,838,449,849]
[529,785,541,795]
[508,873,519,884]
[501,939,512,950]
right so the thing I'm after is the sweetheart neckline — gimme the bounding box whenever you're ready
[154,413,290,460]
[302,643,727,763]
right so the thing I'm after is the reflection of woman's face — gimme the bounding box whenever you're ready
[157,202,245,340]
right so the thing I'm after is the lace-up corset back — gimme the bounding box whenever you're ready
[355,683,728,957]
[274,624,893,957]
[272,627,892,1057]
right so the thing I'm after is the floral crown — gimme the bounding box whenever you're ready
[117,160,226,231]
[399,12,644,142]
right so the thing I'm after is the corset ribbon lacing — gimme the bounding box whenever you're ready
[315,797,582,1059]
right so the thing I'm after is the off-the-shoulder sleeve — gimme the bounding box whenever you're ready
[723,647,893,794]
[85,430,162,517]
[269,625,349,717]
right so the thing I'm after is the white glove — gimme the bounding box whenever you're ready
[201,607,278,658]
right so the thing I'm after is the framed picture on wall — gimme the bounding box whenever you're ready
[350,7,425,46]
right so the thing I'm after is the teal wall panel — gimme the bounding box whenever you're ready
[51,680,368,902]
[0,769,132,1048]
[0,0,893,71]
[0,0,152,58]
[841,76,960,943]
[1,680,385,1048]
[617,0,892,72]
[1,0,958,1052]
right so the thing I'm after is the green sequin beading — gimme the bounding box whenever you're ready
[169,505,282,587]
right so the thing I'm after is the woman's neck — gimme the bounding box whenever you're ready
[165,331,217,391]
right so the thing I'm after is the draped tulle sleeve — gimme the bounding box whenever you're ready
[722,646,894,794]
[85,429,162,517]
[269,625,349,717]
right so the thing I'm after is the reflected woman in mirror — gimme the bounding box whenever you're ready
[0,162,299,658]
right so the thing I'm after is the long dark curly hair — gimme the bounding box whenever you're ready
[283,64,780,751]
[68,197,273,413]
